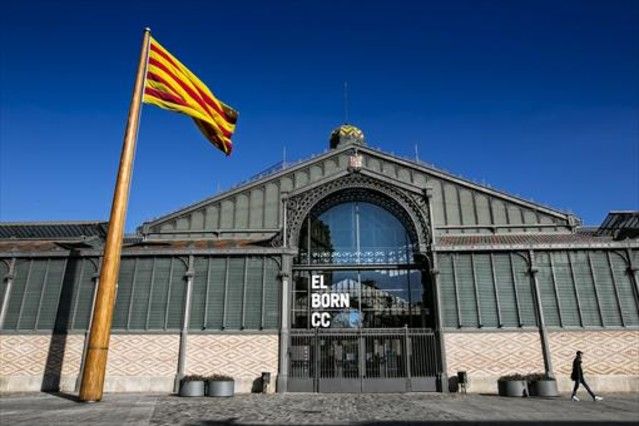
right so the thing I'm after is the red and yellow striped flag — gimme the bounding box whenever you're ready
[143,36,238,155]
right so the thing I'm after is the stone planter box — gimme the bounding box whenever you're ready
[179,380,205,397]
[528,379,559,397]
[498,380,528,397]
[207,380,234,397]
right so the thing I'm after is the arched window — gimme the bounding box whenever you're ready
[298,201,416,265]
[293,199,428,329]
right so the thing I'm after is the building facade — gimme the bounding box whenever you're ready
[1,125,638,394]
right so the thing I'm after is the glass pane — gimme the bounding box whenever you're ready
[293,272,309,311]
[299,201,415,265]
[360,270,424,328]
[358,203,411,255]
[323,271,361,328]
[292,269,426,329]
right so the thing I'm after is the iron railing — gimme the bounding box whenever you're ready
[288,327,438,392]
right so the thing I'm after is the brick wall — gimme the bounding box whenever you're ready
[445,331,544,378]
[444,330,639,393]
[1,333,279,393]
[186,334,279,393]
[0,334,85,392]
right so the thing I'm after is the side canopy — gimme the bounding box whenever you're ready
[141,144,574,241]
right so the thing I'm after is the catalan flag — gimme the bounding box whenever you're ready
[143,36,238,155]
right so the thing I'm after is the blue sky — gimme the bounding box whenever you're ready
[1,0,638,231]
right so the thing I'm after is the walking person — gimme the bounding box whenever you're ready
[571,351,603,401]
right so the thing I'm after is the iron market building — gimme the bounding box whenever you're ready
[1,125,638,394]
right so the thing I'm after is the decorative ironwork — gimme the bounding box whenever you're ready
[272,173,431,250]
[297,247,415,265]
[288,328,438,393]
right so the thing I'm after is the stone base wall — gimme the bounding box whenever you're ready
[4,330,635,394]
[445,331,545,377]
[0,334,85,393]
[547,330,639,377]
[444,330,639,393]
[547,330,639,393]
[186,334,279,393]
[103,334,180,392]
[0,333,279,394]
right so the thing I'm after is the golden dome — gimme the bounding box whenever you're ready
[329,124,366,149]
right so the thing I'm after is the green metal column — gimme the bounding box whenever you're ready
[0,258,16,330]
[174,255,195,393]
[426,187,448,392]
[626,248,639,311]
[277,254,292,392]
[529,250,555,379]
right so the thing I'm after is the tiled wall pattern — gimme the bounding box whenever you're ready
[0,333,277,392]
[186,334,279,379]
[0,334,85,376]
[3,331,636,392]
[445,331,545,376]
[0,333,277,382]
[444,330,639,393]
[105,334,180,377]
[548,330,639,376]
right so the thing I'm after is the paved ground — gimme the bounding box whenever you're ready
[0,392,637,425]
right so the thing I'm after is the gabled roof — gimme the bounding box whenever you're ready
[140,146,344,230]
[142,141,573,232]
[361,145,571,219]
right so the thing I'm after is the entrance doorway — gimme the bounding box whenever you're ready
[288,195,441,392]
[289,328,437,392]
[288,268,440,393]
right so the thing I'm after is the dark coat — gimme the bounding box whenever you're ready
[571,356,583,381]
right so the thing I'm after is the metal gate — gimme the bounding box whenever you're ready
[288,328,438,393]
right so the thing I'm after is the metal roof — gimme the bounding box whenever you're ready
[142,142,573,231]
[596,211,639,240]
[0,240,68,253]
[123,238,274,250]
[222,143,571,215]
[436,232,617,247]
[0,237,275,256]
[0,221,108,240]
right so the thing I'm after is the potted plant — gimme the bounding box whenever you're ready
[497,374,528,397]
[206,374,235,397]
[526,373,559,397]
[179,375,206,397]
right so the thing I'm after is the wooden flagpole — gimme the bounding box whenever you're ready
[79,27,151,402]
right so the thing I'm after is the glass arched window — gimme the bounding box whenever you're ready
[298,201,416,265]
[293,199,428,329]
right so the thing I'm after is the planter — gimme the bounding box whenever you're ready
[179,380,205,397]
[207,380,234,397]
[529,379,559,397]
[498,380,528,397]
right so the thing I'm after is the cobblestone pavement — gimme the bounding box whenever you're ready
[0,392,638,425]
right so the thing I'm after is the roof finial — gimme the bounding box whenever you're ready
[344,81,349,124]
